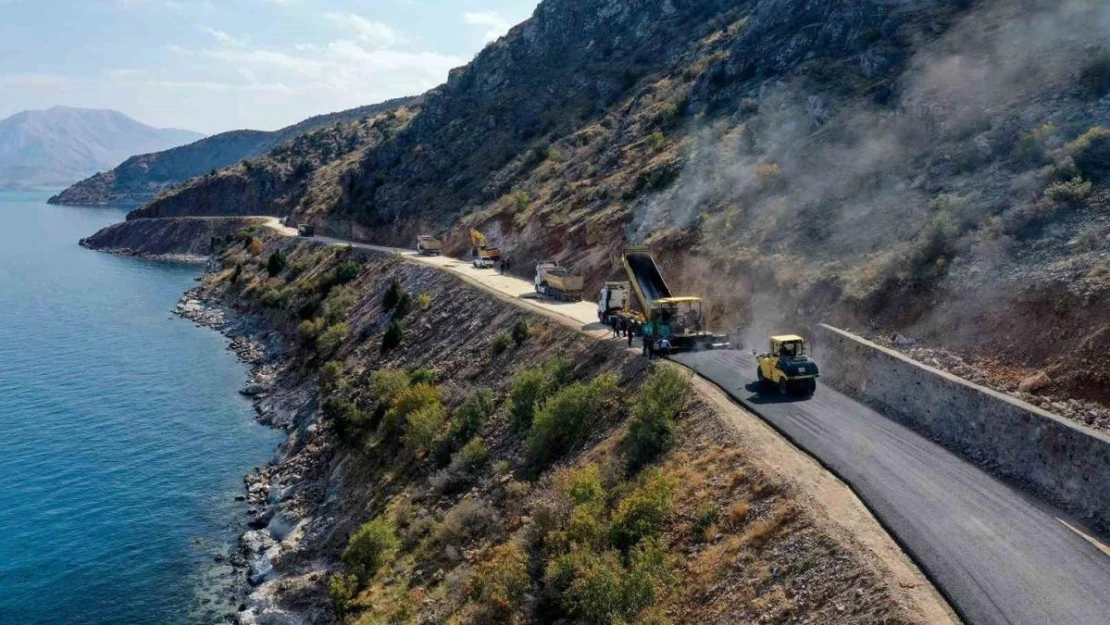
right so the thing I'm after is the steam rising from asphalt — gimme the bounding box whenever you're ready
[629,0,1110,343]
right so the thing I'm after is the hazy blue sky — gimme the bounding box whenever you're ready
[0,0,539,134]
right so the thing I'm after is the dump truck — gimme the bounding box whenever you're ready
[297,224,316,237]
[534,261,584,301]
[597,281,631,324]
[619,245,730,357]
[470,230,501,268]
[416,235,443,256]
[756,335,819,396]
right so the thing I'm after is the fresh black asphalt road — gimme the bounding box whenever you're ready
[671,349,1110,625]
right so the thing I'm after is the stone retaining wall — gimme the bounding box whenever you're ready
[814,324,1110,533]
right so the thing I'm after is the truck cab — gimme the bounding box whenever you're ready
[597,282,630,324]
[756,335,819,396]
[297,224,316,237]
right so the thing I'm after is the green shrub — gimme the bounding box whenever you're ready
[382,319,404,351]
[545,541,674,625]
[370,368,410,406]
[454,437,489,471]
[1067,127,1110,182]
[298,318,323,344]
[382,383,441,438]
[393,291,413,320]
[692,504,720,542]
[323,288,355,324]
[335,260,361,285]
[259,287,292,309]
[404,402,447,455]
[409,368,436,385]
[288,259,309,279]
[342,516,400,583]
[625,366,691,471]
[647,131,666,152]
[434,498,494,548]
[511,319,530,346]
[509,357,574,431]
[328,573,359,618]
[1012,123,1058,166]
[417,292,433,309]
[1044,176,1093,205]
[609,470,676,552]
[449,387,495,447]
[317,322,350,355]
[324,397,367,444]
[491,333,512,356]
[318,360,346,394]
[472,541,531,617]
[566,464,606,507]
[266,250,286,277]
[528,374,618,469]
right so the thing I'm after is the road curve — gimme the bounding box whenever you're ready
[672,349,1110,625]
[266,220,1110,624]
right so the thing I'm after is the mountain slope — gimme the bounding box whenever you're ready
[49,97,417,207]
[131,0,1110,403]
[0,106,202,191]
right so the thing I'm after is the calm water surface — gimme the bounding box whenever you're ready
[0,192,282,624]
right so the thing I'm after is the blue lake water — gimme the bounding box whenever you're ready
[0,192,283,624]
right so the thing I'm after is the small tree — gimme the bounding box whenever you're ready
[342,516,400,583]
[382,319,404,350]
[266,249,287,277]
[625,365,692,472]
[335,260,361,285]
[383,277,405,311]
[449,387,495,447]
[511,319,530,346]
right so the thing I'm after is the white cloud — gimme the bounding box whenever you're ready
[201,26,246,48]
[325,13,397,49]
[463,11,512,43]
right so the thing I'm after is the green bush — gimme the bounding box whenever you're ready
[625,365,692,472]
[431,437,490,494]
[335,260,361,285]
[342,516,400,583]
[491,333,511,356]
[393,291,413,320]
[472,541,531,618]
[1044,176,1093,205]
[323,288,355,324]
[647,131,666,152]
[382,319,404,351]
[259,287,292,309]
[434,498,494,548]
[324,397,367,444]
[528,374,618,469]
[609,470,676,552]
[409,368,436,385]
[692,504,720,542]
[266,250,287,277]
[318,360,346,394]
[382,383,441,438]
[328,573,359,618]
[509,357,573,431]
[317,323,350,355]
[404,402,447,455]
[298,318,323,344]
[511,319,530,346]
[545,539,674,625]
[1081,51,1110,98]
[449,387,495,447]
[1012,123,1057,166]
[1067,127,1110,182]
[370,368,410,406]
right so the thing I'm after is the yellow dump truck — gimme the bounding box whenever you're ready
[416,235,442,256]
[534,261,584,301]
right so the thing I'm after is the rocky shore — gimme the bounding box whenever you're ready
[174,286,318,625]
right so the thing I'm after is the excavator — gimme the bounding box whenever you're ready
[469,230,501,269]
[615,245,730,357]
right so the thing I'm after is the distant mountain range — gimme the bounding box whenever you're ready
[49,97,417,208]
[0,107,203,191]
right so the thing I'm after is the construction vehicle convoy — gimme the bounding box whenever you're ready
[416,235,443,256]
[470,230,501,269]
[297,224,316,237]
[609,245,731,358]
[756,335,820,396]
[534,261,584,301]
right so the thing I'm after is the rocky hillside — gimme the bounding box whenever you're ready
[79,216,265,262]
[50,97,416,208]
[0,106,201,191]
[173,229,949,625]
[132,0,1110,403]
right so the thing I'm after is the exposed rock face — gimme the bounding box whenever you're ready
[79,217,263,261]
[50,97,416,208]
